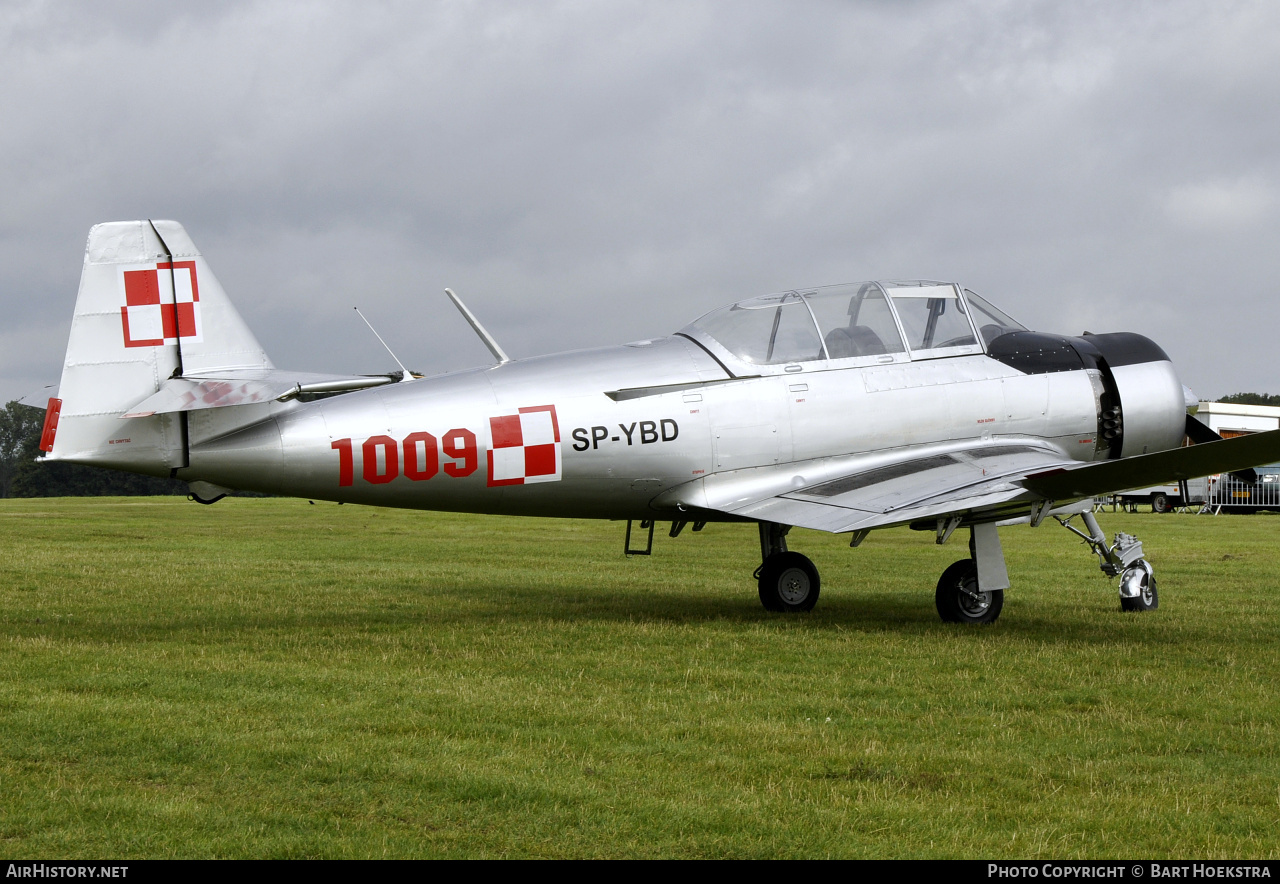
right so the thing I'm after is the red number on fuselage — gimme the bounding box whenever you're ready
[332,438,354,487]
[362,435,399,484]
[402,431,439,481]
[442,428,477,477]
[335,430,479,485]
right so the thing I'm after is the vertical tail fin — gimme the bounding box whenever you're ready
[46,220,272,474]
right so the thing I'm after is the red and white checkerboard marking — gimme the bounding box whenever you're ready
[120,261,202,348]
[487,405,561,487]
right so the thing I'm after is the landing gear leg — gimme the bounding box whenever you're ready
[755,521,820,613]
[1057,510,1158,611]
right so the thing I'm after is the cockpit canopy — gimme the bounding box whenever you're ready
[679,281,1024,368]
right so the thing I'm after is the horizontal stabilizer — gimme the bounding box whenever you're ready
[1021,428,1280,499]
[122,370,395,417]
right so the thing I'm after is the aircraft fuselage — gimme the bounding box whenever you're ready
[184,332,1186,521]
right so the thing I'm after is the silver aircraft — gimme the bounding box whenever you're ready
[39,221,1280,623]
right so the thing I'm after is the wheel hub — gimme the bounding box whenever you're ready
[778,568,811,604]
[1119,561,1152,599]
[957,587,991,617]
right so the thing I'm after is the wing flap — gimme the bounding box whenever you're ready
[786,444,1070,513]
[734,485,1034,533]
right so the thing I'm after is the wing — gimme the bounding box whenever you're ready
[655,441,1076,533]
[656,428,1280,534]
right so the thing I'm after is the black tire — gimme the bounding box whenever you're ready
[1119,568,1158,612]
[935,559,1004,624]
[1151,493,1171,513]
[757,552,820,613]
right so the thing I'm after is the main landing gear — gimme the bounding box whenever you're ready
[1057,510,1158,611]
[935,558,1004,624]
[748,507,1157,619]
[755,522,820,612]
[932,520,1009,624]
[751,519,1009,620]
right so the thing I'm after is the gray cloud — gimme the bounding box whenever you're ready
[2,0,1278,406]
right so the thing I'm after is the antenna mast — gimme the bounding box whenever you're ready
[445,288,511,364]
[354,307,415,381]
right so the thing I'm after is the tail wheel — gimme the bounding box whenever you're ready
[757,552,820,613]
[935,559,1004,624]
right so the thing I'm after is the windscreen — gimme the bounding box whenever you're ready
[964,289,1027,346]
[883,284,976,351]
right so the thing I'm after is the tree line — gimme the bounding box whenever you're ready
[0,401,187,498]
[1217,393,1280,407]
[4,392,1280,498]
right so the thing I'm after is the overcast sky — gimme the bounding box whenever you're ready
[2,0,1278,407]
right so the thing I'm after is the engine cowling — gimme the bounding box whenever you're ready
[986,330,1188,461]
[1073,333,1187,459]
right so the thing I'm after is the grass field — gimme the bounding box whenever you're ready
[1,497,1278,858]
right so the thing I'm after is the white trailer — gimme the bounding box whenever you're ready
[1116,477,1209,512]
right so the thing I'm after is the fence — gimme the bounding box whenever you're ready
[1203,474,1280,513]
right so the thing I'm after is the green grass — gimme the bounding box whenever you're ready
[1,497,1279,858]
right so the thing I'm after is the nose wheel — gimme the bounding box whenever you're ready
[1119,561,1158,611]
[935,558,1004,624]
[757,551,820,612]
[1057,511,1160,613]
